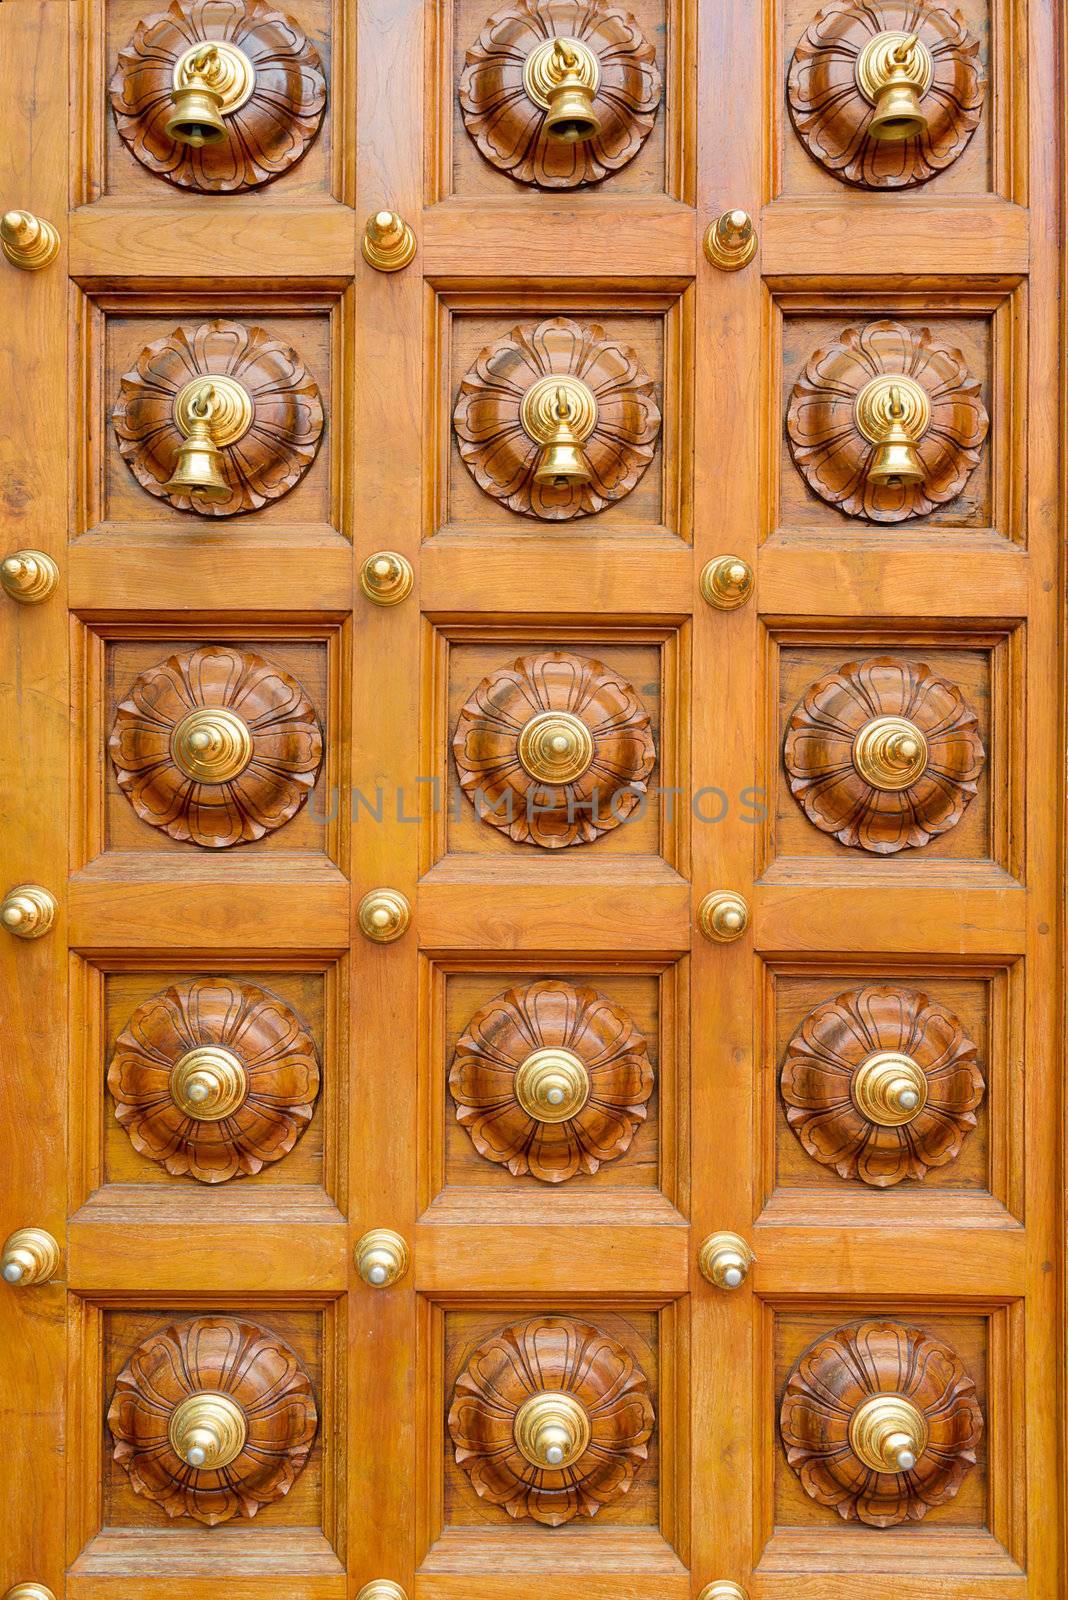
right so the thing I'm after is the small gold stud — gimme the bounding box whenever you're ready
[697,891,749,943]
[1,885,57,940]
[4,1586,59,1600]
[698,1231,754,1290]
[703,209,757,271]
[355,1228,410,1288]
[700,555,753,610]
[697,1586,749,1600]
[359,551,414,606]
[357,888,412,943]
[362,210,417,273]
[356,1585,408,1600]
[1,210,60,271]
[1,551,59,605]
[2,1228,61,1286]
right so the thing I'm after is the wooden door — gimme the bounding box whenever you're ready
[0,1,1062,1598]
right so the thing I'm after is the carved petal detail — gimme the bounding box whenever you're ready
[452,650,656,848]
[459,0,662,188]
[453,316,661,520]
[108,1315,318,1524]
[783,656,985,854]
[449,1314,655,1524]
[787,319,989,523]
[110,0,327,192]
[780,1319,983,1526]
[780,985,984,1186]
[112,319,324,517]
[787,1,987,190]
[108,979,321,1182]
[108,644,323,848]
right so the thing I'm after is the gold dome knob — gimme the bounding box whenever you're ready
[170,1046,249,1121]
[356,1585,408,1600]
[360,550,414,606]
[851,1050,928,1126]
[170,706,254,784]
[168,1390,248,1469]
[4,1586,58,1600]
[523,36,601,142]
[513,1047,590,1122]
[1,209,60,271]
[855,30,933,142]
[1,884,56,940]
[520,374,598,487]
[698,1231,754,1290]
[852,715,929,791]
[513,1390,591,1469]
[2,1228,60,1286]
[166,40,255,147]
[854,373,931,487]
[517,710,595,784]
[700,555,754,609]
[357,888,411,944]
[698,1586,749,1600]
[1,550,59,604]
[355,1228,410,1288]
[703,209,757,271]
[848,1392,928,1473]
[362,209,417,272]
[697,891,750,943]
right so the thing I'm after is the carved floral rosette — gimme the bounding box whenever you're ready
[108,979,321,1183]
[787,1,986,190]
[453,316,661,520]
[459,0,662,188]
[783,656,985,854]
[108,644,323,848]
[111,0,327,192]
[780,985,984,1186]
[108,1315,318,1524]
[450,978,653,1182]
[113,319,324,517]
[452,651,656,848]
[787,320,989,523]
[780,1319,983,1526]
[448,1315,655,1524]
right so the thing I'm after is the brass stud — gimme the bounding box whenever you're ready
[513,1390,592,1468]
[1,210,60,271]
[697,890,749,943]
[170,706,254,785]
[703,209,757,271]
[523,36,602,142]
[855,30,933,142]
[700,555,753,610]
[355,1228,410,1288]
[357,888,411,944]
[362,210,417,273]
[4,1586,58,1600]
[516,710,595,784]
[851,1050,927,1126]
[360,551,414,607]
[1,550,59,604]
[698,1586,749,1600]
[356,1585,408,1600]
[698,1231,754,1290]
[513,1047,590,1123]
[848,1392,928,1473]
[852,714,928,791]
[2,1228,61,1286]
[170,1046,249,1121]
[1,885,57,940]
[168,1390,248,1469]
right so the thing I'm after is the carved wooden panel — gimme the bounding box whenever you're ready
[780,1319,983,1526]
[452,650,656,848]
[780,984,984,1186]
[108,644,323,848]
[786,319,989,523]
[108,979,321,1183]
[452,316,661,520]
[783,656,986,854]
[448,1314,655,1524]
[112,318,324,516]
[449,978,653,1182]
[458,0,661,188]
[111,0,327,192]
[787,1,987,190]
[108,1314,318,1525]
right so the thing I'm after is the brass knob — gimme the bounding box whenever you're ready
[698,1586,748,1600]
[362,210,417,272]
[523,36,601,142]
[163,377,253,502]
[2,1228,60,1286]
[1,209,60,271]
[516,710,595,783]
[703,209,757,271]
[851,1050,927,1125]
[697,891,749,943]
[4,1586,58,1600]
[854,374,930,487]
[356,1586,408,1600]
[520,374,598,486]
[700,555,753,610]
[1,884,56,939]
[855,30,933,142]
[357,888,411,944]
[166,40,255,147]
[513,1047,590,1121]
[168,1390,248,1469]
[355,1228,410,1287]
[170,1046,249,1120]
[1,550,59,604]
[698,1231,754,1290]
[513,1390,591,1468]
[360,550,414,605]
[170,706,254,784]
[852,715,928,791]
[848,1392,927,1473]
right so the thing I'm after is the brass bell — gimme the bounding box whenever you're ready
[534,388,591,485]
[165,46,227,147]
[857,32,932,143]
[544,42,600,142]
[163,383,230,502]
[868,386,925,487]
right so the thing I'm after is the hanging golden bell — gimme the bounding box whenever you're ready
[524,37,602,144]
[854,375,930,489]
[165,47,227,146]
[856,31,933,143]
[163,414,230,500]
[163,376,254,503]
[520,375,598,488]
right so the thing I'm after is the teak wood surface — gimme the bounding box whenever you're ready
[0,1,1065,1598]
